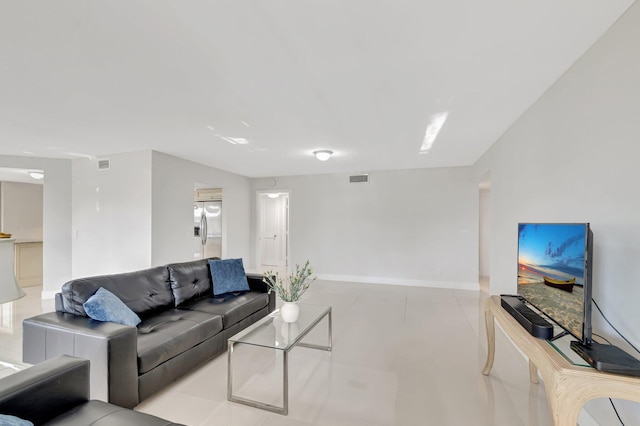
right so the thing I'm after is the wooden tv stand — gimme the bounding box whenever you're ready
[482,295,640,426]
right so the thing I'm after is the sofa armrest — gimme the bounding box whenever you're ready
[0,355,89,425]
[247,274,276,313]
[22,312,139,408]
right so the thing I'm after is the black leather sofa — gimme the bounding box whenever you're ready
[22,259,275,409]
[0,355,183,425]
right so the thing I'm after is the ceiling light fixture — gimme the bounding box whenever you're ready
[28,170,44,180]
[313,150,333,161]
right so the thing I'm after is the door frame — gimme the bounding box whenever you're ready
[255,190,290,274]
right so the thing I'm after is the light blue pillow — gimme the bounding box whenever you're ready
[0,414,33,426]
[83,287,141,326]
[209,258,250,296]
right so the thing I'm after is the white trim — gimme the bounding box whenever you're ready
[316,274,479,291]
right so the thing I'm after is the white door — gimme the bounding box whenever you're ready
[257,192,289,273]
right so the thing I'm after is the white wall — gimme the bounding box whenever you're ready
[0,155,72,295]
[72,151,153,278]
[71,150,253,280]
[150,151,252,266]
[252,167,479,289]
[474,2,640,423]
[0,181,43,240]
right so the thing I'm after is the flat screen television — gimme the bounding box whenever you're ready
[517,223,593,346]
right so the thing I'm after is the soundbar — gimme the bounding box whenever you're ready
[500,295,554,339]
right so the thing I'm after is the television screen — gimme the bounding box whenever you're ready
[517,223,592,342]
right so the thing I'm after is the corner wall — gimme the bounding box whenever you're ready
[474,2,640,423]
[150,151,252,267]
[71,151,254,278]
[0,155,72,296]
[252,167,479,289]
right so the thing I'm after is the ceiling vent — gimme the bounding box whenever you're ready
[349,174,369,184]
[97,158,111,171]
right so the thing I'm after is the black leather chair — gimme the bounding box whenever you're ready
[0,355,184,425]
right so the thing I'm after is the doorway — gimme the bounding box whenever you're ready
[256,191,289,275]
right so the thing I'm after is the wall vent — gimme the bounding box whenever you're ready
[97,158,111,171]
[349,174,369,183]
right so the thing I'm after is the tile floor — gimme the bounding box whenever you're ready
[0,280,559,425]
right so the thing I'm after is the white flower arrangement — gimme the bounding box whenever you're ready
[262,260,316,302]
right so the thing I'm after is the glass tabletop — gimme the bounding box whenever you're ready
[228,303,330,351]
[547,334,591,367]
[517,304,591,367]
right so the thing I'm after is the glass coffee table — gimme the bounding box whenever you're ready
[227,303,332,415]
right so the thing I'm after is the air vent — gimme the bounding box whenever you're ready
[349,174,369,183]
[97,158,110,171]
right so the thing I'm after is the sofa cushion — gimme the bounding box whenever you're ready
[60,266,173,318]
[83,288,142,326]
[167,259,213,307]
[181,292,269,329]
[62,266,173,317]
[45,400,180,426]
[136,310,223,374]
[209,258,249,296]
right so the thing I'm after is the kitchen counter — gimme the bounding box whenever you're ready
[13,240,43,287]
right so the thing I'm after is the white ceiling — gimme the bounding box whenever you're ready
[0,1,634,178]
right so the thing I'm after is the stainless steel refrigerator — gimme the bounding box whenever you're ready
[194,201,222,259]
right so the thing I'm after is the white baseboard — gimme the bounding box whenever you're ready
[316,274,479,291]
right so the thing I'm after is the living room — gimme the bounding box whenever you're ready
[2,1,640,424]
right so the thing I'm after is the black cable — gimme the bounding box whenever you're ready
[592,298,640,355]
[610,398,625,426]
[592,333,611,344]
[592,298,638,425]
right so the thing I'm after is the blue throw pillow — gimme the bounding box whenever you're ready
[0,415,33,426]
[209,258,250,296]
[83,287,141,327]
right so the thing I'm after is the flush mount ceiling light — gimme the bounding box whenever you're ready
[313,150,333,161]
[28,170,44,180]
